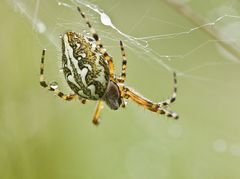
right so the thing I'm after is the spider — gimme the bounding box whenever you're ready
[40,7,179,125]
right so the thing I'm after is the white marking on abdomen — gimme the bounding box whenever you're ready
[87,84,98,98]
[80,68,88,86]
[63,34,89,88]
[95,54,107,85]
[84,64,92,71]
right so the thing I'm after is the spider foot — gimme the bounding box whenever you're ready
[92,118,100,126]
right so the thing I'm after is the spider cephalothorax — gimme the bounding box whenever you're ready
[102,81,122,110]
[40,7,178,125]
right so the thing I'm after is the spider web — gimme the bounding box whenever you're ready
[8,0,240,82]
[8,0,240,132]
[8,0,240,127]
[6,0,240,177]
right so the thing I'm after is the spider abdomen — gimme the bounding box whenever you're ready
[61,32,110,100]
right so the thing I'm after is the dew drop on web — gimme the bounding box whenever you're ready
[50,81,59,89]
[100,13,112,26]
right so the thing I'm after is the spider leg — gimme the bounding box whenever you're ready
[40,49,81,101]
[114,41,128,107]
[158,72,177,107]
[122,86,178,119]
[117,41,127,83]
[92,100,104,125]
[77,7,115,80]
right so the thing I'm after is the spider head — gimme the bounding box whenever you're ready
[102,81,122,110]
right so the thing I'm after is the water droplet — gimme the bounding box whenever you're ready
[100,13,112,26]
[36,21,46,33]
[50,81,58,89]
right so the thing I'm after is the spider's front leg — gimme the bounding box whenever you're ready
[117,41,127,84]
[123,87,178,119]
[116,41,128,108]
[158,72,177,108]
[92,100,104,125]
[121,72,179,119]
[40,49,81,102]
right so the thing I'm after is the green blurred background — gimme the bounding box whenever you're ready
[1,0,240,178]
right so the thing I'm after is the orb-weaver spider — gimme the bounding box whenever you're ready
[40,7,179,125]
